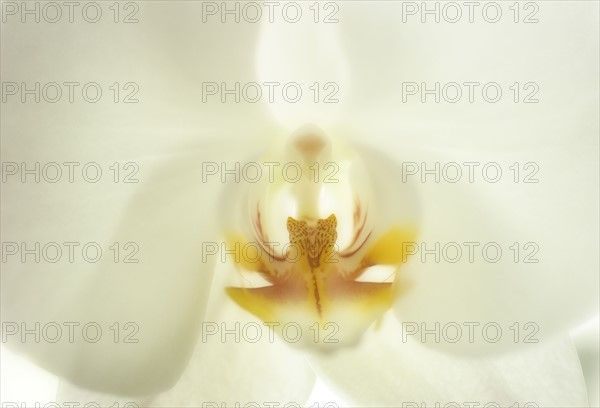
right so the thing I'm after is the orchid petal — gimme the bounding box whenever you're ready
[2,150,230,395]
[327,0,600,354]
[1,4,272,395]
[309,313,589,407]
[336,2,598,152]
[370,143,598,355]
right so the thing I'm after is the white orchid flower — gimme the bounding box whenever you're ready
[1,1,598,408]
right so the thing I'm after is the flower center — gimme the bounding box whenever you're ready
[222,125,418,349]
[287,215,337,269]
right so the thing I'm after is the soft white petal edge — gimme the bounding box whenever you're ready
[57,254,316,406]
[2,151,225,395]
[572,317,600,407]
[308,312,589,407]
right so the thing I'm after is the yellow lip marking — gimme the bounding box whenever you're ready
[225,209,416,328]
[287,214,337,270]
